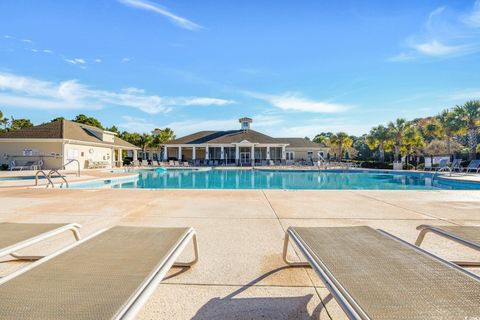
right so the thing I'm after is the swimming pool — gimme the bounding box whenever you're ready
[70,169,480,190]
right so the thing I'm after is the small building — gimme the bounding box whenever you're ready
[0,119,139,170]
[157,117,327,165]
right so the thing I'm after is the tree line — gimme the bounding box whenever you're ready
[0,112,176,153]
[313,100,479,162]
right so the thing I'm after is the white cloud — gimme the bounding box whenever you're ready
[391,3,480,61]
[65,58,86,65]
[119,115,158,133]
[413,40,471,56]
[387,52,416,62]
[31,49,39,53]
[21,39,33,44]
[94,59,102,63]
[2,35,14,39]
[462,0,480,28]
[43,49,53,53]
[245,91,349,113]
[0,72,234,114]
[448,88,480,100]
[118,0,202,31]
[121,57,130,63]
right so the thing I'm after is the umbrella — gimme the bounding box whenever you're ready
[326,152,331,161]
[333,153,337,161]
[345,151,349,161]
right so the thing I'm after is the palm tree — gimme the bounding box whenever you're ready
[454,100,480,160]
[1,118,8,132]
[435,109,463,156]
[366,125,390,162]
[387,118,411,162]
[138,133,153,160]
[329,132,353,159]
[0,110,8,132]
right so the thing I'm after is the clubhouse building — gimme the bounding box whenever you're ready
[0,119,139,170]
[158,118,327,165]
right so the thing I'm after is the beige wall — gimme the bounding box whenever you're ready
[63,143,113,169]
[0,141,63,169]
[286,147,328,161]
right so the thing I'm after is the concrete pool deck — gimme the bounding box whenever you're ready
[0,187,479,319]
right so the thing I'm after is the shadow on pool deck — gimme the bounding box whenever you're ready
[191,267,330,320]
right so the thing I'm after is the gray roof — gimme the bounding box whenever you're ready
[165,130,322,148]
[274,138,323,148]
[0,120,139,149]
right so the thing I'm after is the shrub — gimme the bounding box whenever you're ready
[359,161,393,169]
[1,164,8,171]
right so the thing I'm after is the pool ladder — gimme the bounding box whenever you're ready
[35,169,69,188]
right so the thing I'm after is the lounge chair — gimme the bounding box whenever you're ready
[416,224,479,266]
[0,226,198,320]
[434,158,449,172]
[141,159,149,167]
[174,161,180,166]
[9,160,36,171]
[463,160,480,173]
[450,158,463,172]
[0,222,81,263]
[283,226,480,319]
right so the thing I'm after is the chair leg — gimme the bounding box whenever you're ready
[9,224,81,261]
[283,232,309,267]
[174,233,199,267]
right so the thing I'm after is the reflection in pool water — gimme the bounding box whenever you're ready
[70,169,479,190]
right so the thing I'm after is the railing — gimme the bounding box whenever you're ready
[35,170,55,188]
[48,169,69,188]
[64,159,81,177]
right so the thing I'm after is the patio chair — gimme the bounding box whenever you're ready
[463,160,480,173]
[0,226,198,320]
[282,226,480,319]
[169,160,175,166]
[0,222,81,263]
[415,224,479,267]
[10,160,36,171]
[141,159,149,167]
[434,158,449,172]
[449,158,463,172]
[174,161,180,166]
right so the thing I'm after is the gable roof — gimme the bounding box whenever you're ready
[274,138,322,148]
[0,120,138,149]
[165,129,281,145]
[164,130,324,148]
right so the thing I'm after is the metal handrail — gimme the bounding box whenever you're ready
[35,170,55,188]
[48,169,69,188]
[64,159,81,177]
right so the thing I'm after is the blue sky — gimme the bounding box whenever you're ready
[1,0,480,138]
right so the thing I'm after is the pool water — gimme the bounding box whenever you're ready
[70,169,480,190]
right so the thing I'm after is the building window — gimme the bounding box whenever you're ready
[286,151,294,160]
[307,151,314,160]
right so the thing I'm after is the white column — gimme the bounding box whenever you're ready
[118,148,123,167]
[251,145,255,162]
[205,146,209,160]
[281,146,286,160]
[163,146,168,161]
[158,149,162,162]
[148,151,153,160]
[178,146,182,161]
[133,149,138,161]
[220,146,224,160]
[192,146,196,160]
[235,145,240,164]
[266,146,270,160]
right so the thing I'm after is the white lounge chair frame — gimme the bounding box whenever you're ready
[0,226,198,320]
[0,223,81,261]
[415,224,480,266]
[282,226,480,320]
